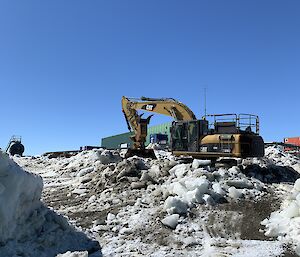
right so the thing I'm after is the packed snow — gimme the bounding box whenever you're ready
[1,145,298,256]
[0,151,42,242]
[0,151,100,257]
[262,177,300,255]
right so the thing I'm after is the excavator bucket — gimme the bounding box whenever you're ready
[125,148,157,159]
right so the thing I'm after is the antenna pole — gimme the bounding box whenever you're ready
[204,87,207,117]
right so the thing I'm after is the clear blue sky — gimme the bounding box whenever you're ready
[0,0,299,155]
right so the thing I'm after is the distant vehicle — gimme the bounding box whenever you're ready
[150,133,168,147]
[6,136,25,156]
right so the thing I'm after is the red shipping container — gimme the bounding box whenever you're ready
[284,137,300,151]
[284,137,300,146]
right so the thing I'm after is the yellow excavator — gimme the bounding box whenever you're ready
[122,96,265,160]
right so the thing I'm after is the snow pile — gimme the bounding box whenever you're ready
[261,178,300,255]
[241,146,300,183]
[19,149,121,178]
[0,151,43,242]
[265,146,300,168]
[12,146,300,256]
[161,163,265,222]
[0,151,101,257]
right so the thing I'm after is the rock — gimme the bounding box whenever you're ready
[117,164,138,179]
[226,179,253,189]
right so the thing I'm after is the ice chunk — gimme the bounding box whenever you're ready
[212,183,226,196]
[192,159,211,169]
[184,188,205,205]
[226,179,253,189]
[203,194,215,205]
[262,213,290,237]
[119,227,132,234]
[184,177,210,193]
[228,166,240,175]
[88,195,97,203]
[172,182,188,197]
[228,186,243,199]
[72,188,87,195]
[282,201,299,218]
[296,194,300,206]
[140,171,156,183]
[146,143,162,150]
[169,164,189,178]
[164,196,188,215]
[161,214,179,229]
[56,251,88,257]
[77,167,94,177]
[107,213,116,222]
[295,244,300,256]
[215,168,228,178]
[294,179,300,192]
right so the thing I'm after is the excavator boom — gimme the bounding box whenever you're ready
[122,96,196,124]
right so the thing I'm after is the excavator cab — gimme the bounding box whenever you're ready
[171,114,265,159]
[171,120,209,152]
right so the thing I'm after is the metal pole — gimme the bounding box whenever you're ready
[204,87,207,117]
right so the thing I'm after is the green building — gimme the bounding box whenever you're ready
[101,122,171,149]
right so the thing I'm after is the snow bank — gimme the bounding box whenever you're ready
[242,146,300,183]
[12,146,300,256]
[0,151,101,257]
[0,151,43,242]
[261,178,300,255]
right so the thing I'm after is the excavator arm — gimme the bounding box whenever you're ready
[121,96,196,150]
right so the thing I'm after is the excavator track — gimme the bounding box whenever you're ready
[125,148,157,159]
